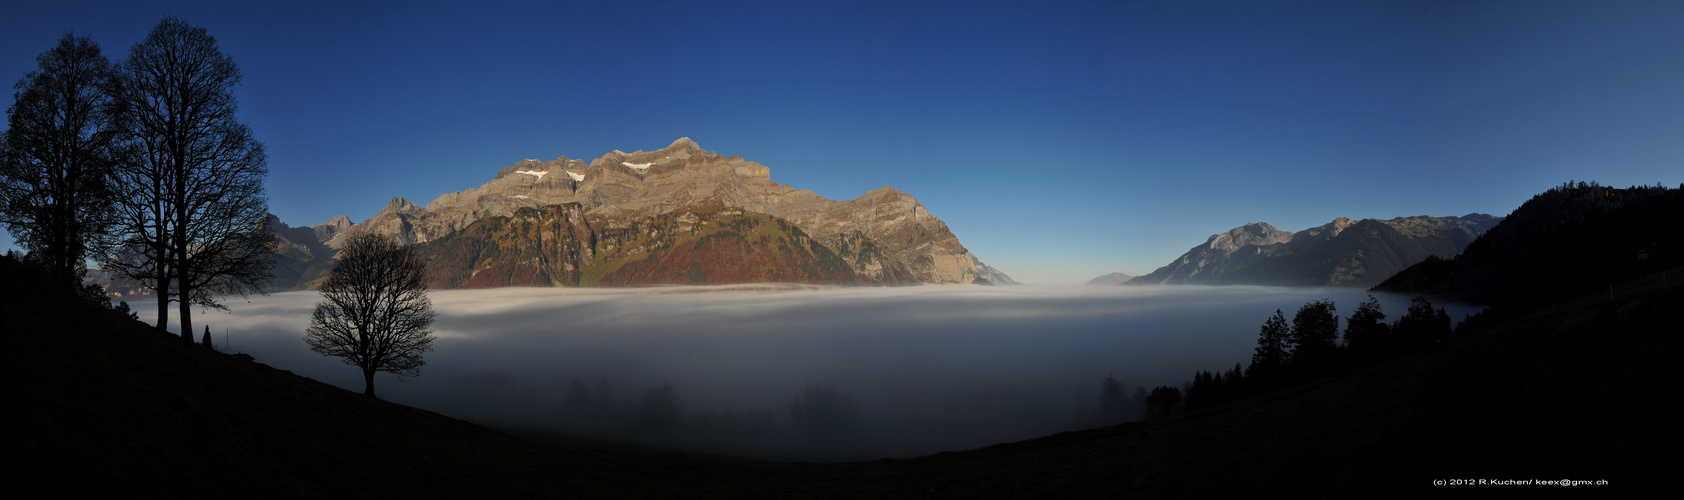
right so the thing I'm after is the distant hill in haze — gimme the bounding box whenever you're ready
[1085,272,1134,285]
[1127,214,1502,288]
[1374,182,1683,306]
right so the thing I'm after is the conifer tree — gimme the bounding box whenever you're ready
[1250,309,1290,377]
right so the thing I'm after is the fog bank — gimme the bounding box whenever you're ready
[132,284,1478,461]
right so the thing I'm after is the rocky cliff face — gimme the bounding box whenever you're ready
[1128,214,1502,288]
[325,138,1012,286]
[311,215,353,248]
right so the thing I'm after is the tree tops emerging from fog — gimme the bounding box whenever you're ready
[1147,294,1453,419]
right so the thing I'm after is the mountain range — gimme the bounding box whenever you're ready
[1123,214,1502,288]
[280,138,1014,290]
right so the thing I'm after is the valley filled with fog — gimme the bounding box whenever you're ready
[132,285,1478,461]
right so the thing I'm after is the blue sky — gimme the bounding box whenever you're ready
[3,0,1681,284]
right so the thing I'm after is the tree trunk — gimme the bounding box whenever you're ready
[174,184,190,343]
[154,260,170,334]
[363,369,377,399]
[178,280,193,344]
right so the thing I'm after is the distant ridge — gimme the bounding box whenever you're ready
[1129,214,1502,288]
[1085,272,1134,285]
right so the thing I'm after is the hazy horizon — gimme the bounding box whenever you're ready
[131,283,1480,461]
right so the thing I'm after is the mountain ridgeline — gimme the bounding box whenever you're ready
[306,138,1012,289]
[82,138,1017,295]
[1125,214,1502,288]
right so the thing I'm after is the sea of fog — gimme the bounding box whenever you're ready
[131,284,1479,462]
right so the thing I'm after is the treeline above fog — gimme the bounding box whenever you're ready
[1143,181,1684,420]
[1134,294,1454,419]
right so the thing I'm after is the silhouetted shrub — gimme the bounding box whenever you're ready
[1099,373,1135,424]
[1394,296,1449,352]
[637,385,683,432]
[788,385,864,442]
[1343,295,1389,357]
[1145,385,1183,419]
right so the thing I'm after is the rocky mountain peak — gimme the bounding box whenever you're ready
[862,185,909,199]
[1207,222,1292,251]
[1329,216,1355,236]
[585,138,717,169]
[320,215,352,229]
[309,214,355,248]
[666,137,701,152]
[382,196,419,214]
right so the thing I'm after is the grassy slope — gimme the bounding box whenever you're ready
[9,261,1671,497]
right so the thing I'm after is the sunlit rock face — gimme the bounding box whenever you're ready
[322,138,1013,286]
[1130,214,1503,288]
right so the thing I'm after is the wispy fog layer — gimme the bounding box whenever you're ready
[132,284,1479,461]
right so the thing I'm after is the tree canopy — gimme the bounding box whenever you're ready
[0,32,122,294]
[1289,299,1338,364]
[1343,295,1388,355]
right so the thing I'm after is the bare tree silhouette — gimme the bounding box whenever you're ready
[107,17,272,340]
[0,32,122,295]
[304,233,435,398]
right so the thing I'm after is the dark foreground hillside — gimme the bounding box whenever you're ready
[1376,183,1683,307]
[6,256,1670,498]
